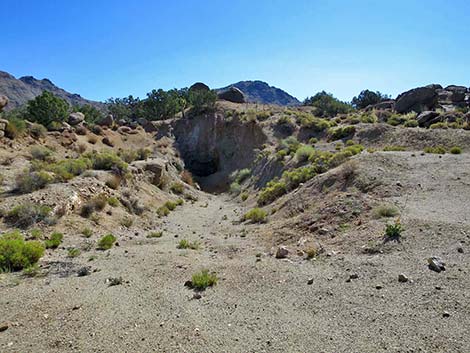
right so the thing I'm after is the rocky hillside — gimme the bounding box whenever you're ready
[0,70,103,110]
[217,80,300,106]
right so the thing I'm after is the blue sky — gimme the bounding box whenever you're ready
[2,0,470,102]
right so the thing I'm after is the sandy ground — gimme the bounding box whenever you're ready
[1,152,470,352]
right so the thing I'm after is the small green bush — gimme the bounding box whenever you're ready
[67,248,80,258]
[385,220,403,241]
[97,234,116,250]
[25,91,69,128]
[430,122,448,129]
[373,204,399,218]
[0,230,45,271]
[230,182,241,195]
[177,239,200,250]
[404,119,419,127]
[191,270,218,291]
[107,197,119,207]
[309,137,318,145]
[146,231,163,238]
[243,208,267,223]
[328,126,356,140]
[85,151,127,173]
[120,217,134,228]
[450,146,462,154]
[157,206,170,217]
[81,228,93,238]
[258,180,287,206]
[424,146,446,154]
[299,115,331,132]
[295,145,315,163]
[6,203,52,228]
[241,192,249,201]
[279,136,300,154]
[16,170,53,193]
[4,116,27,139]
[170,182,184,194]
[164,200,177,211]
[30,146,53,161]
[44,232,63,249]
[383,146,406,152]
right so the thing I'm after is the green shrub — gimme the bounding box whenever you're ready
[383,145,406,152]
[430,122,448,129]
[170,182,184,194]
[283,166,316,189]
[328,126,356,140]
[146,231,163,238]
[300,116,331,132]
[25,91,69,128]
[191,270,218,291]
[157,206,170,217]
[6,203,52,228]
[120,217,134,228]
[279,136,300,154]
[373,204,399,218]
[230,182,241,195]
[164,200,177,211]
[4,116,27,139]
[67,247,80,258]
[0,230,45,271]
[119,150,138,163]
[241,192,249,201]
[404,119,419,128]
[424,146,446,154]
[309,137,318,145]
[233,168,251,183]
[450,146,462,154]
[30,228,43,239]
[97,234,116,250]
[177,239,200,250]
[384,220,402,241]
[80,194,107,218]
[107,197,119,207]
[303,91,352,117]
[85,151,127,173]
[30,146,53,161]
[33,157,92,181]
[44,232,63,249]
[81,227,93,238]
[258,180,287,205]
[295,145,315,163]
[16,170,53,193]
[243,208,267,223]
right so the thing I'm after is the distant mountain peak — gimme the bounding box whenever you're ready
[217,80,300,106]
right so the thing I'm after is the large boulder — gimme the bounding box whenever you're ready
[189,82,210,92]
[417,111,441,127]
[217,87,246,104]
[98,114,114,127]
[445,85,467,103]
[395,86,439,113]
[0,95,8,111]
[68,112,85,126]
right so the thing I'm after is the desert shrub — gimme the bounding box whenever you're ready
[97,234,116,250]
[80,194,107,218]
[430,122,448,129]
[44,232,63,249]
[295,145,315,163]
[107,197,119,207]
[335,142,342,151]
[450,146,462,154]
[30,146,53,161]
[7,118,28,140]
[424,146,446,154]
[119,149,138,163]
[256,111,271,121]
[241,192,249,201]
[177,239,200,250]
[373,204,399,218]
[303,91,352,117]
[383,145,406,152]
[164,200,178,211]
[351,90,390,109]
[300,116,331,132]
[136,148,152,160]
[279,136,300,154]
[157,206,170,217]
[258,179,287,205]
[188,89,217,114]
[309,137,318,145]
[25,91,69,128]
[404,119,418,128]
[230,182,241,195]
[359,111,378,124]
[16,170,53,193]
[305,246,319,259]
[243,208,267,223]
[170,182,184,194]
[147,231,163,238]
[6,203,51,228]
[283,166,316,189]
[309,150,334,173]
[328,126,356,140]
[0,230,45,271]
[276,149,288,160]
[191,270,218,291]
[85,151,127,173]
[345,140,355,146]
[81,228,93,238]
[277,115,295,127]
[45,158,92,181]
[233,168,251,183]
[67,248,81,258]
[30,228,43,239]
[384,220,402,241]
[120,217,134,228]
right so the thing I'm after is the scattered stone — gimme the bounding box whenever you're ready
[193,293,202,300]
[375,285,383,290]
[442,311,450,318]
[77,267,91,277]
[428,257,446,273]
[307,278,314,285]
[398,273,409,283]
[99,114,114,127]
[0,322,9,332]
[275,246,289,259]
[107,277,123,286]
[68,112,85,125]
[0,95,9,111]
[395,85,439,113]
[457,247,464,254]
[217,87,246,103]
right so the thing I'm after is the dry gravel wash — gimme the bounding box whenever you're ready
[1,156,470,352]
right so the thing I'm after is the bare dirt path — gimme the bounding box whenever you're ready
[1,167,470,352]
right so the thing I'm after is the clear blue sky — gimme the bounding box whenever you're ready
[2,0,470,102]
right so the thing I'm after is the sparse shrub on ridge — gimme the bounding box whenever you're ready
[373,204,399,218]
[243,208,267,223]
[97,234,116,250]
[0,230,45,271]
[450,146,462,154]
[170,182,184,194]
[190,270,218,291]
[44,232,63,249]
[424,146,446,154]
[6,203,52,228]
